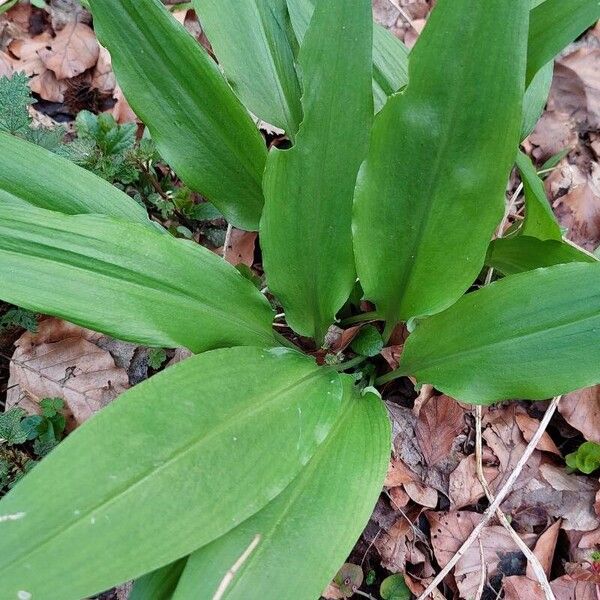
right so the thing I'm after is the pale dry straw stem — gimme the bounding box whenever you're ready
[385,0,420,33]
[212,534,261,600]
[416,396,561,600]
[222,223,233,261]
[474,539,486,600]
[475,405,555,600]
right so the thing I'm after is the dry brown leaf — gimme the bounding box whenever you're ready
[503,576,545,600]
[112,84,137,124]
[448,453,499,510]
[39,22,99,80]
[388,485,410,509]
[0,50,12,77]
[528,520,561,579]
[559,385,600,442]
[551,576,599,600]
[9,33,53,76]
[30,69,67,102]
[385,456,418,487]
[91,45,115,94]
[219,229,257,267]
[380,345,403,370]
[6,318,129,425]
[415,394,465,467]
[404,481,437,508]
[515,412,561,455]
[527,110,577,161]
[550,48,600,130]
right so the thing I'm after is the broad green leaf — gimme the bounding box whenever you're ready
[0,205,275,352]
[88,0,267,231]
[0,132,150,225]
[380,574,411,600]
[566,442,600,474]
[527,0,600,84]
[286,0,408,111]
[171,386,390,600]
[487,236,596,275]
[192,0,302,136]
[521,62,553,139]
[261,0,373,342]
[130,559,187,600]
[516,150,562,240]
[351,325,384,357]
[396,262,600,404]
[353,0,529,331]
[0,347,344,600]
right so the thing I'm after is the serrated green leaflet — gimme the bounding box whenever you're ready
[0,133,150,225]
[527,0,600,84]
[0,205,275,352]
[170,386,389,600]
[193,0,302,136]
[353,0,529,332]
[395,263,600,404]
[516,150,562,240]
[487,236,596,275]
[261,0,373,342]
[286,0,408,111]
[88,0,267,231]
[0,347,344,600]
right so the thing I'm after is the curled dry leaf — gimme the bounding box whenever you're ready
[30,69,67,103]
[448,453,499,510]
[9,33,53,77]
[527,520,561,579]
[6,318,129,425]
[91,45,115,94]
[559,385,600,443]
[515,412,561,455]
[503,576,545,600]
[38,22,99,80]
[112,84,137,124]
[219,229,257,267]
[550,576,598,600]
[527,110,577,161]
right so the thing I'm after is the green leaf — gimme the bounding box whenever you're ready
[170,386,390,600]
[0,205,275,352]
[88,0,267,231]
[380,574,411,600]
[0,408,27,446]
[0,347,345,600]
[0,72,33,135]
[0,133,151,226]
[397,262,600,404]
[192,0,302,136]
[286,0,408,112]
[39,398,64,418]
[147,348,167,370]
[516,150,562,241]
[566,442,600,474]
[351,325,384,357]
[487,236,596,275]
[527,0,600,84]
[334,563,364,597]
[261,0,373,342]
[130,559,188,600]
[353,0,529,331]
[521,61,553,139]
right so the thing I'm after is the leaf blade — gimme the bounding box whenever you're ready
[353,0,529,327]
[171,386,390,600]
[399,262,600,404]
[0,205,275,351]
[0,347,344,600]
[88,0,267,230]
[260,0,373,341]
[0,132,151,225]
[192,0,302,136]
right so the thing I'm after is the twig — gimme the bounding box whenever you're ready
[386,0,420,33]
[416,396,561,600]
[212,534,261,600]
[222,223,233,261]
[474,539,486,600]
[475,406,555,600]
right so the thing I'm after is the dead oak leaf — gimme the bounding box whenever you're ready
[6,318,129,425]
[449,453,499,510]
[550,576,599,600]
[528,520,561,579]
[39,22,99,80]
[91,45,115,94]
[9,33,53,77]
[503,576,545,600]
[219,229,257,267]
[559,385,600,443]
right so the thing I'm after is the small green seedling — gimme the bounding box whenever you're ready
[566,442,600,474]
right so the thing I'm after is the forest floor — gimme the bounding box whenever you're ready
[0,1,600,599]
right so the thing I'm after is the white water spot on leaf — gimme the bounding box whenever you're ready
[18,591,32,600]
[266,347,292,357]
[314,422,330,444]
[90,517,96,525]
[0,512,26,523]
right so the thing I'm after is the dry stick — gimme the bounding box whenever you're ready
[415,395,561,600]
[474,539,486,600]
[222,223,233,261]
[475,405,555,600]
[212,534,261,600]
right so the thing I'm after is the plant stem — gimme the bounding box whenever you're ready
[332,355,368,372]
[375,366,408,386]
[339,311,381,326]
